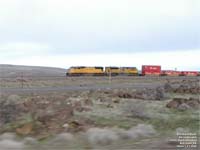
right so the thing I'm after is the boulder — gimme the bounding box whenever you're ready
[164,82,174,92]
[117,92,133,98]
[166,97,200,110]
[134,87,166,100]
[83,98,93,106]
[166,100,179,109]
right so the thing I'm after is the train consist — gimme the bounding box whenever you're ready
[66,65,200,76]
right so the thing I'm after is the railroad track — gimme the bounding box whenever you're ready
[0,82,163,95]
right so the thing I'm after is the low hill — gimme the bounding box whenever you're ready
[0,64,67,77]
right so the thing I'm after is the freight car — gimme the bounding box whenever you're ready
[141,65,161,76]
[179,71,199,76]
[66,66,104,76]
[161,70,180,76]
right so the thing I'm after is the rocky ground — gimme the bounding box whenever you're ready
[0,73,199,149]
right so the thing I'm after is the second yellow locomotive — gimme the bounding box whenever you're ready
[120,67,138,75]
[105,67,138,76]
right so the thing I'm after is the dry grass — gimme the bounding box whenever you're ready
[86,128,119,145]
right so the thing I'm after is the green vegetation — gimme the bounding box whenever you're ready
[147,115,199,134]
[86,115,143,129]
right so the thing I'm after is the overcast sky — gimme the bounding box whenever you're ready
[0,0,199,70]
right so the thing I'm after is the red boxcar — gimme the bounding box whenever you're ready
[161,70,180,76]
[180,71,198,76]
[142,65,161,76]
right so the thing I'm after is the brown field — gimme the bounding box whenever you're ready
[0,65,199,150]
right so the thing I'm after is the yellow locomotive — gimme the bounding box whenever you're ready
[105,67,138,76]
[66,66,139,76]
[120,67,138,76]
[105,67,121,76]
[66,66,104,76]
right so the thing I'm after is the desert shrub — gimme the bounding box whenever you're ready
[0,133,16,141]
[0,101,20,124]
[50,133,74,143]
[126,124,156,138]
[0,133,25,150]
[122,101,150,119]
[23,137,38,145]
[0,139,24,150]
[85,124,156,146]
[148,114,199,133]
[114,124,156,140]
[176,127,190,134]
[86,128,119,145]
[6,95,21,105]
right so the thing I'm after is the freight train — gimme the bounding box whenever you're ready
[66,65,200,76]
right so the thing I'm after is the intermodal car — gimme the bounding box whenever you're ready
[161,70,180,76]
[141,65,161,76]
[179,71,199,76]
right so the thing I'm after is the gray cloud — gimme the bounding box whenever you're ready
[0,0,199,69]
